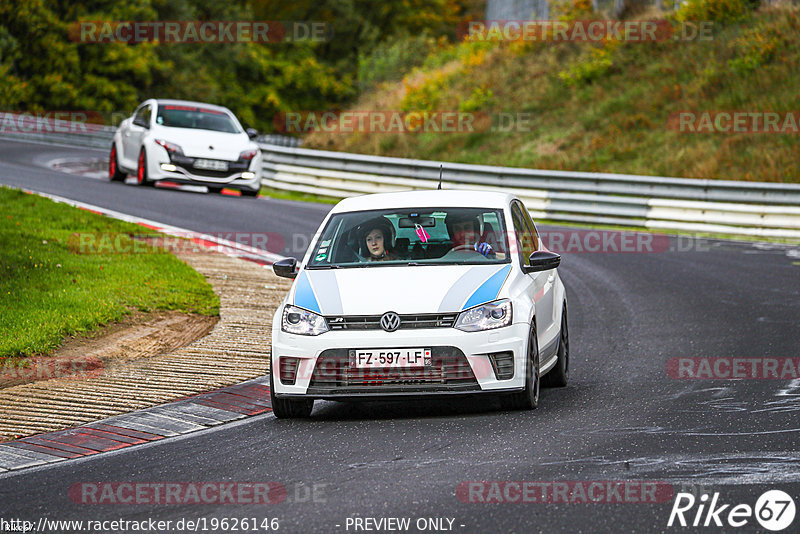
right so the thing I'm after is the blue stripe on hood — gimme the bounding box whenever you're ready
[294,271,321,314]
[462,264,512,310]
[307,270,343,315]
[438,266,499,312]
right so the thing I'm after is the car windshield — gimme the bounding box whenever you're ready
[307,207,510,268]
[156,104,240,133]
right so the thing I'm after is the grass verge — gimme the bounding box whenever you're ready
[258,186,341,204]
[0,186,219,358]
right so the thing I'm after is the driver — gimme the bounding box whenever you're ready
[445,213,495,258]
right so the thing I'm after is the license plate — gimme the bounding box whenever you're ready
[194,159,228,171]
[349,348,431,369]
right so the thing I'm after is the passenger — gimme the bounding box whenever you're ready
[444,213,495,258]
[360,218,397,262]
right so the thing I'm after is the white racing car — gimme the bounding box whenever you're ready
[270,190,569,418]
[109,99,262,196]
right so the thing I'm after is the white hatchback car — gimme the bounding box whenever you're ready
[109,99,262,196]
[270,190,569,418]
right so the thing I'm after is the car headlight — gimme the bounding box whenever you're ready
[282,304,329,336]
[239,149,259,161]
[454,299,512,332]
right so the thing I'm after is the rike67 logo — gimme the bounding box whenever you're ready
[668,490,796,531]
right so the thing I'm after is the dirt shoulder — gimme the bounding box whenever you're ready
[1,311,218,390]
[0,247,292,441]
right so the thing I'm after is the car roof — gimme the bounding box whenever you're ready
[151,99,233,114]
[330,190,517,213]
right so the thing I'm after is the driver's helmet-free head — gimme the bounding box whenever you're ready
[357,216,395,257]
[444,212,481,240]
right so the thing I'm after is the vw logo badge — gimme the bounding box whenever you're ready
[380,312,401,332]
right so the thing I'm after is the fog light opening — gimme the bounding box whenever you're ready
[280,357,301,385]
[488,351,514,380]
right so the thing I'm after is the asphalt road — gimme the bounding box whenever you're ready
[0,138,330,257]
[1,138,800,533]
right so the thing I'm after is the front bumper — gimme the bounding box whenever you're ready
[270,321,530,399]
[147,149,261,191]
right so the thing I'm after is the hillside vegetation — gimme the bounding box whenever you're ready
[305,3,800,182]
[0,0,479,131]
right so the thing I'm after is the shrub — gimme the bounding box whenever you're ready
[676,0,754,23]
[552,0,595,21]
[357,33,438,91]
[728,26,780,73]
[401,71,452,112]
[459,86,494,112]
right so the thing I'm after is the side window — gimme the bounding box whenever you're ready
[480,211,506,255]
[510,203,534,266]
[518,202,539,251]
[141,106,152,128]
[133,105,151,128]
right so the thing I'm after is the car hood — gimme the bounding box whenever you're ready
[292,264,513,315]
[152,126,251,160]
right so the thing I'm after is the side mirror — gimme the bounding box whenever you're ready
[523,250,561,273]
[246,128,259,140]
[273,257,298,279]
[133,116,148,128]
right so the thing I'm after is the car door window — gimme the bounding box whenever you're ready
[133,106,150,128]
[511,202,536,267]
[518,202,540,251]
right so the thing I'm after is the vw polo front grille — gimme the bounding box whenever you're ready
[326,313,457,331]
[307,347,478,394]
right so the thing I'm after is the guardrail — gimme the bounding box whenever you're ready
[260,144,800,239]
[0,122,116,149]
[2,112,798,239]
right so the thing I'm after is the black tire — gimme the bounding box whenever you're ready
[269,359,314,419]
[136,148,153,187]
[500,323,540,410]
[109,144,126,182]
[241,188,260,198]
[543,302,569,388]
